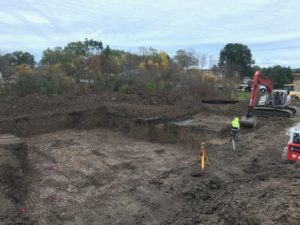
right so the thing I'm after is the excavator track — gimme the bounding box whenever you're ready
[241,106,296,128]
[253,106,293,117]
[285,106,297,115]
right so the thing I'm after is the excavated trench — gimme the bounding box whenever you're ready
[0,104,230,142]
[0,105,231,225]
[2,104,298,225]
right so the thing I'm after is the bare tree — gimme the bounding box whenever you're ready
[198,54,207,70]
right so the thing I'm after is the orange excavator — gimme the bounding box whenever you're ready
[240,71,297,127]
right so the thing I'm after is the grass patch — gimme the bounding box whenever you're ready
[232,91,251,100]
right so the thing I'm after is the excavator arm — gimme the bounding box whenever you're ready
[247,71,273,116]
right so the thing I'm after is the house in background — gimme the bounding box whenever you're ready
[293,72,300,91]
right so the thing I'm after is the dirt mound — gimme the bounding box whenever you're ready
[0,134,34,225]
[0,92,181,119]
[0,92,247,120]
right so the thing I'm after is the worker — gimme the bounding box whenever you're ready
[274,92,280,105]
[274,92,284,106]
[278,92,284,106]
[201,142,206,151]
[231,116,240,140]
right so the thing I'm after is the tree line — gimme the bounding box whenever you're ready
[0,39,295,97]
[0,39,203,97]
[217,43,294,86]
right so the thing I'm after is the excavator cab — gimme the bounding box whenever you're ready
[259,90,291,107]
[271,90,291,107]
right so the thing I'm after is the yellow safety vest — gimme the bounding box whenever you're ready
[231,117,240,129]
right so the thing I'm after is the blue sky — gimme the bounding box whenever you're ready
[0,0,299,68]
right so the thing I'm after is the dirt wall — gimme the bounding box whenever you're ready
[0,106,134,137]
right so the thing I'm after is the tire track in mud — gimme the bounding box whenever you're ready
[20,115,300,225]
[25,144,85,225]
[125,124,299,225]
[23,129,190,225]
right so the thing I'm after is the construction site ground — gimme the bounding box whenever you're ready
[0,92,299,225]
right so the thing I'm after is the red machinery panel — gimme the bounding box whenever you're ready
[287,143,300,162]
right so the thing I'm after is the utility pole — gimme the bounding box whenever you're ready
[225,55,227,77]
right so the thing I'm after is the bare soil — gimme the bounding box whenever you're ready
[0,92,246,119]
[0,93,299,225]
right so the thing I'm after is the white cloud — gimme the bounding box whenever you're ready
[21,13,50,25]
[0,0,299,67]
[0,12,22,25]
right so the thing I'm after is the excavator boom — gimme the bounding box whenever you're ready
[247,71,272,115]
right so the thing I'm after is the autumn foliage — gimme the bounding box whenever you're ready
[0,39,218,98]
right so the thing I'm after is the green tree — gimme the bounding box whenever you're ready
[219,43,254,77]
[103,45,111,56]
[6,51,35,66]
[40,39,104,82]
[261,65,293,86]
[64,39,103,59]
[40,47,64,65]
[83,38,103,55]
[39,65,73,95]
[174,50,198,71]
[41,39,103,66]
[65,42,85,55]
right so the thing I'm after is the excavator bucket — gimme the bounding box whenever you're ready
[240,116,257,128]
